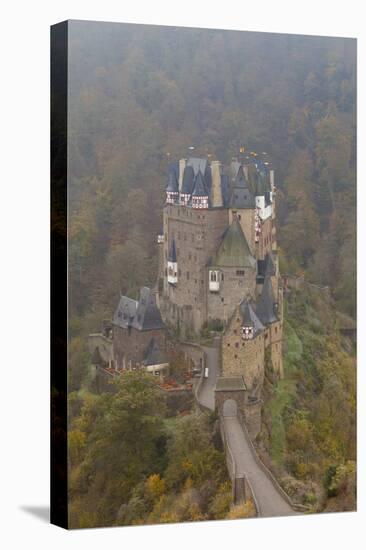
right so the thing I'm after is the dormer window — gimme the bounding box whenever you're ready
[242,326,254,340]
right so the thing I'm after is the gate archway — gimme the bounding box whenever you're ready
[223,398,238,417]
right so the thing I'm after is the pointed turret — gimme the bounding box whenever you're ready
[192,171,209,209]
[180,165,195,205]
[132,288,165,331]
[230,169,256,209]
[212,218,256,268]
[256,274,278,325]
[166,170,179,204]
[240,299,265,339]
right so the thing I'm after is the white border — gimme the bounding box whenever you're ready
[1,1,364,549]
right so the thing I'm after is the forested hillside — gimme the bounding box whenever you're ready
[65,22,357,520]
[259,286,356,512]
[67,22,356,357]
[68,375,254,528]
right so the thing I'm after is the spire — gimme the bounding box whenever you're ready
[166,170,179,193]
[192,171,209,209]
[132,288,165,331]
[212,218,256,268]
[240,299,265,338]
[192,171,208,196]
[256,274,278,325]
[181,165,195,195]
[230,170,256,208]
[168,238,177,262]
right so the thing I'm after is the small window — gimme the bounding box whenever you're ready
[234,329,237,335]
[235,342,239,348]
[234,354,238,359]
[238,214,241,220]
[227,343,230,347]
[236,270,245,276]
[221,273,224,281]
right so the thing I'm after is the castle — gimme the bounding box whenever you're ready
[90,151,283,437]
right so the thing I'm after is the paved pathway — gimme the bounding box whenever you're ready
[198,344,220,410]
[223,415,296,517]
[197,342,297,518]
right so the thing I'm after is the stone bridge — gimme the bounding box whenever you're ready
[195,343,301,518]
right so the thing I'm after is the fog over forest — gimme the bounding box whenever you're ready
[65,22,356,527]
[67,21,355,330]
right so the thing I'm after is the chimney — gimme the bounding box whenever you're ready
[179,159,186,193]
[211,160,223,208]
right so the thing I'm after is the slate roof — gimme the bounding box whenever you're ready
[257,253,276,284]
[187,157,208,177]
[181,165,195,194]
[167,156,274,209]
[166,170,179,193]
[168,238,177,262]
[230,160,242,181]
[113,296,138,329]
[240,300,265,336]
[256,274,278,325]
[131,287,165,331]
[211,218,256,268]
[192,171,208,197]
[220,174,230,207]
[142,337,167,366]
[113,288,165,332]
[215,376,247,392]
[230,174,256,208]
[264,253,276,276]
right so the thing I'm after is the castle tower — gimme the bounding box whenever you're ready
[256,273,283,379]
[165,170,179,204]
[228,165,256,254]
[207,217,257,325]
[180,165,195,205]
[191,171,209,209]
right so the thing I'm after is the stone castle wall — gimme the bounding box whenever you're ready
[221,308,265,390]
[113,325,166,369]
[258,217,273,260]
[162,204,228,332]
[207,266,256,326]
